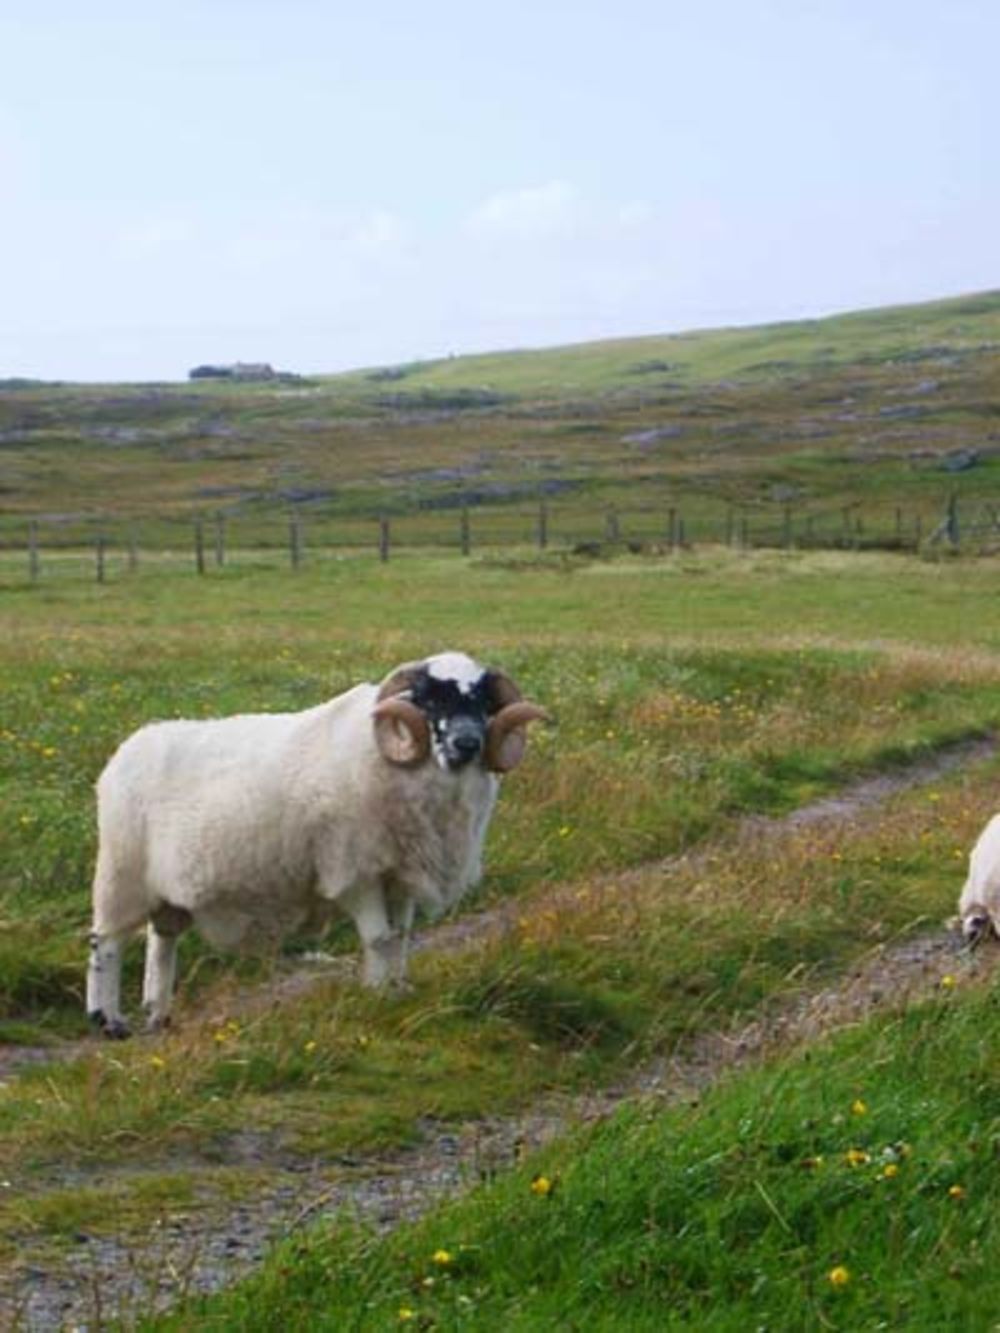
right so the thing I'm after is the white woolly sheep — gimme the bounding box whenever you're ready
[86,651,547,1037]
[958,812,1000,945]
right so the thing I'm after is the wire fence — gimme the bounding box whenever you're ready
[3,493,998,586]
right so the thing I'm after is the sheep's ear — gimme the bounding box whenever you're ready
[373,699,430,767]
[485,702,550,773]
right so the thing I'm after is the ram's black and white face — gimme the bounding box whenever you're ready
[407,652,492,772]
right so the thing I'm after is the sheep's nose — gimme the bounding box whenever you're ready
[452,733,482,760]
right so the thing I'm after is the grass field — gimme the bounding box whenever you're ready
[3,544,1000,1326]
[4,293,1000,1325]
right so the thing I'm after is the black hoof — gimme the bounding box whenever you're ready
[89,1010,131,1040]
[963,913,991,949]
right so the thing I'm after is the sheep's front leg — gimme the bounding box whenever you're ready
[961,906,993,948]
[337,883,406,989]
[86,931,130,1039]
[386,892,416,987]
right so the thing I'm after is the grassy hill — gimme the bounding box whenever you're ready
[2,290,1000,551]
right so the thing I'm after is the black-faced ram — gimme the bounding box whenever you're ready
[86,651,547,1036]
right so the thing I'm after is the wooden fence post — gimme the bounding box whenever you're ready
[537,498,548,551]
[460,507,471,556]
[215,513,226,567]
[28,520,39,582]
[379,515,390,563]
[194,519,206,575]
[606,509,620,543]
[96,534,106,584]
[667,507,677,551]
[289,510,302,569]
[945,492,960,547]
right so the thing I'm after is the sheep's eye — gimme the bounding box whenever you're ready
[412,670,490,730]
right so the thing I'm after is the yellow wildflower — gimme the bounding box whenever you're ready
[531,1174,553,1196]
[941,975,956,990]
[150,1055,166,1070]
[303,1040,317,1055]
[948,1184,966,1200]
[432,1249,453,1266]
[845,1148,870,1167]
[851,1099,868,1116]
[398,1309,416,1323]
[882,1163,899,1179]
[828,1265,850,1287]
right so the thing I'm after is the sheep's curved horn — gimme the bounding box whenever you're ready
[376,661,425,701]
[485,668,522,711]
[484,701,550,773]
[373,698,430,767]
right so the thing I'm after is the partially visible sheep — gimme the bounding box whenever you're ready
[86,651,548,1037]
[958,813,1000,945]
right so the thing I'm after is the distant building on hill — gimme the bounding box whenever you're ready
[188,362,278,382]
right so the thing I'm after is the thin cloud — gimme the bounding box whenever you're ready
[465,181,585,240]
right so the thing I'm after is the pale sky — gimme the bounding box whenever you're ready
[1,0,996,382]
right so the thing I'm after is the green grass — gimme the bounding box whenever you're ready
[164,975,1000,1331]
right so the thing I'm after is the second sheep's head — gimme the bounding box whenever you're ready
[373,651,549,773]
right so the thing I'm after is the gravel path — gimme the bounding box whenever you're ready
[3,735,997,1330]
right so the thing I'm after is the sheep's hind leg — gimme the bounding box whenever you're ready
[142,927,179,1031]
[143,905,191,1031]
[86,931,130,1039]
